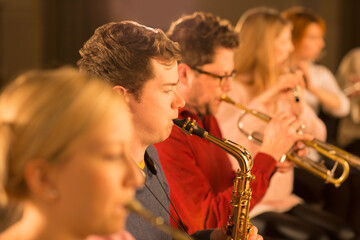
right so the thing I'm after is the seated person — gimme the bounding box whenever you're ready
[77,19,294,240]
[154,11,312,235]
[0,67,143,240]
[217,7,354,240]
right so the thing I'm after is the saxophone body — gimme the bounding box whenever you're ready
[226,168,254,240]
[173,118,255,240]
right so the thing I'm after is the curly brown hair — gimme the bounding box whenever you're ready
[77,21,181,98]
[167,12,239,67]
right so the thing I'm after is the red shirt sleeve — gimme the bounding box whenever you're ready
[250,152,277,210]
[155,126,234,234]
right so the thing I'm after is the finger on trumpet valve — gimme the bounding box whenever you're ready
[296,124,306,135]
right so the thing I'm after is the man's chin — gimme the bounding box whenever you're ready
[208,105,220,116]
[166,124,174,137]
[155,127,173,144]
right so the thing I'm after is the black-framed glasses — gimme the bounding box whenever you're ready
[189,66,236,86]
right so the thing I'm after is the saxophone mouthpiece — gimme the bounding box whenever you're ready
[172,118,187,128]
[173,118,206,138]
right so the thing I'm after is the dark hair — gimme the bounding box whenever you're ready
[78,21,181,98]
[167,12,239,67]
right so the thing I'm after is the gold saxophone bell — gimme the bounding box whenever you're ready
[126,199,193,240]
[221,94,355,188]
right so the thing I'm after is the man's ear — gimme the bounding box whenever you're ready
[24,159,59,201]
[113,85,130,104]
[178,63,191,86]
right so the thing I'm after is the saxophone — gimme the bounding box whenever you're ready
[173,118,255,240]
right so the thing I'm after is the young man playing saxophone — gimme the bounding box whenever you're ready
[154,11,313,235]
[78,19,308,240]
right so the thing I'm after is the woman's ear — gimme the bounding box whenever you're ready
[24,159,59,201]
[113,85,130,104]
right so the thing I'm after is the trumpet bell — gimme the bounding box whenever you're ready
[237,111,349,187]
[221,94,354,188]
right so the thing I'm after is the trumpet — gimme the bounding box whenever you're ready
[126,199,193,240]
[221,94,356,187]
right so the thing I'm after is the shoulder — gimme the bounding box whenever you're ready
[146,145,159,162]
[310,64,333,76]
[145,145,166,177]
[346,48,360,58]
[145,145,168,187]
[309,64,337,85]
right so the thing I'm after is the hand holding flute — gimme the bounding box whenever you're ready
[256,69,304,109]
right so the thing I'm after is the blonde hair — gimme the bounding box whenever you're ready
[0,67,127,205]
[234,8,291,95]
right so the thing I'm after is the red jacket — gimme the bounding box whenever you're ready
[154,108,276,234]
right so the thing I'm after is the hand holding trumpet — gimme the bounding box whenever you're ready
[221,94,353,187]
[260,112,313,167]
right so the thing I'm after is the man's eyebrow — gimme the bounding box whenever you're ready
[162,79,179,86]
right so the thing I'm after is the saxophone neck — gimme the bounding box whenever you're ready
[172,117,253,173]
[205,134,253,173]
[172,117,254,240]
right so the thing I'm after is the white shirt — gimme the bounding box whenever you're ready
[304,64,350,117]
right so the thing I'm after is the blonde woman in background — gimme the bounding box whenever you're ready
[217,8,355,240]
[0,68,143,240]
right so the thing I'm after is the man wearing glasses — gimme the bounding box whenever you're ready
[189,66,236,87]
[154,12,311,235]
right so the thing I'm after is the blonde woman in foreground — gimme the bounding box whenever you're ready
[0,68,143,240]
